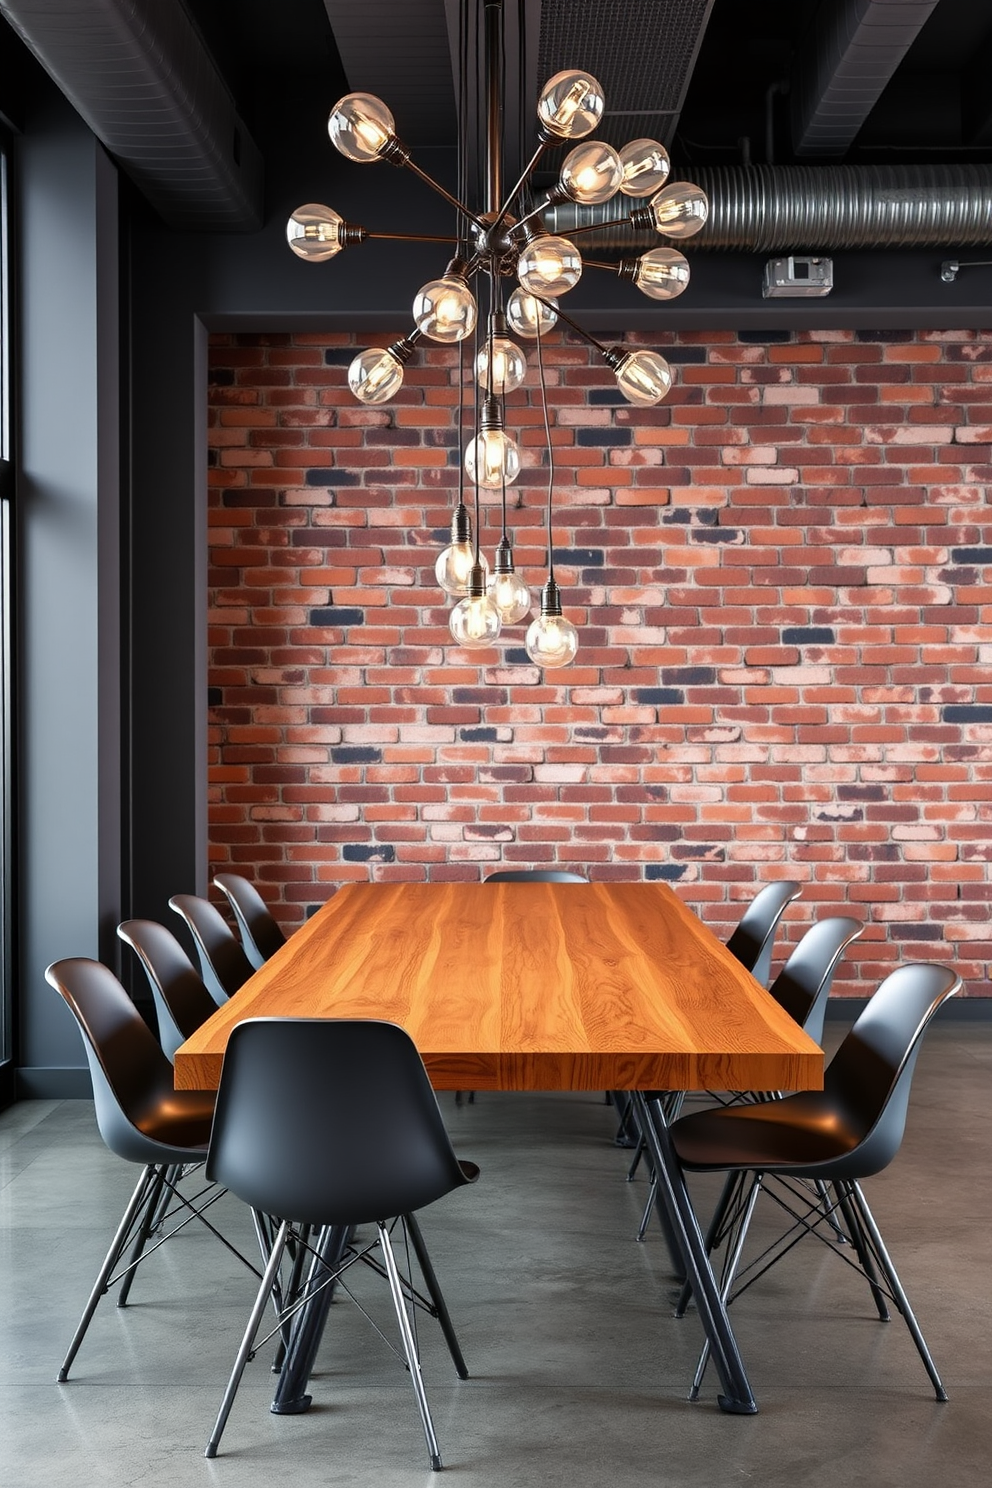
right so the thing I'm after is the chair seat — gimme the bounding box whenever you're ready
[131,1090,216,1158]
[671,1092,861,1173]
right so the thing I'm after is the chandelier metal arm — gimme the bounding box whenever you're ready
[529,293,610,357]
[488,137,553,238]
[398,155,488,230]
[365,230,463,245]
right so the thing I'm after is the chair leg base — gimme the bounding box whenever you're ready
[269,1393,312,1415]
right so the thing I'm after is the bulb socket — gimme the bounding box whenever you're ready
[379,135,410,167]
[488,310,509,338]
[540,575,563,617]
[479,395,503,431]
[493,536,514,574]
[601,345,628,373]
[468,561,489,598]
[338,223,369,247]
[387,334,419,365]
[450,502,472,544]
[628,203,653,231]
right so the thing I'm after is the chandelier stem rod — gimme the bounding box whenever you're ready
[530,294,610,357]
[365,231,462,244]
[399,157,487,230]
[489,138,551,238]
[485,0,504,214]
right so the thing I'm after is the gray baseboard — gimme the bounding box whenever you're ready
[15,1067,93,1099]
[825,996,991,1023]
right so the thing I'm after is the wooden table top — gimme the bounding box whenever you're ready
[173,882,822,1094]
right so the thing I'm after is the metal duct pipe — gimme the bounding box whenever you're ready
[543,164,992,253]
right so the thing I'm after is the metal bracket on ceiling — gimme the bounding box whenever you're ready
[940,259,992,283]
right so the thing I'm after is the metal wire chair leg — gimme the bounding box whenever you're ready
[849,1181,947,1401]
[688,1174,762,1401]
[814,1180,848,1243]
[834,1180,890,1321]
[205,1219,291,1458]
[116,1165,168,1307]
[626,1134,646,1181]
[378,1221,443,1472]
[675,1171,744,1318]
[58,1164,160,1381]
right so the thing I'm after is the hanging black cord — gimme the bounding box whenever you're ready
[472,310,481,566]
[534,316,554,583]
[457,335,466,512]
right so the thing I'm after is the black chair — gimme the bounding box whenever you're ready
[203,1017,479,1470]
[670,961,961,1400]
[44,958,242,1380]
[725,879,803,987]
[117,919,218,1062]
[632,915,865,1236]
[213,871,287,970]
[485,869,588,882]
[168,892,254,1004]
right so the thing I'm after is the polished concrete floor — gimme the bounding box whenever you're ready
[1,1022,989,1487]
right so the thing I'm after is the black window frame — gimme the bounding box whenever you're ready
[0,120,15,1103]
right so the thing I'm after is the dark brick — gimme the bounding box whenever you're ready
[504,648,532,664]
[324,349,358,365]
[645,863,687,880]
[782,627,836,644]
[330,746,382,764]
[636,688,685,704]
[305,469,360,486]
[942,705,992,723]
[575,428,631,446]
[343,843,396,863]
[692,528,744,544]
[310,608,364,627]
[900,924,943,940]
[664,347,707,363]
[588,388,627,405]
[552,548,604,566]
[950,547,992,564]
[662,667,715,685]
[209,368,234,385]
[855,329,913,342]
[460,727,499,742]
[738,329,792,344]
[207,687,223,706]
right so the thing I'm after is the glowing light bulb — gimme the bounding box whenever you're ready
[327,93,395,162]
[347,346,405,404]
[286,204,345,261]
[488,567,532,624]
[537,70,605,140]
[435,540,478,596]
[613,349,673,406]
[450,592,502,648]
[413,274,477,343]
[517,236,582,296]
[645,181,709,239]
[506,289,558,339]
[618,138,671,197]
[560,142,623,205]
[632,247,690,301]
[476,337,527,394]
[525,611,578,668]
[465,429,520,489]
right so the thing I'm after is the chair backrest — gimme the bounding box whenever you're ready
[207,1018,475,1227]
[117,919,218,1062]
[213,872,286,969]
[485,870,588,883]
[168,893,254,1003]
[768,916,863,1045]
[725,880,802,987]
[823,961,961,1177]
[44,958,187,1164]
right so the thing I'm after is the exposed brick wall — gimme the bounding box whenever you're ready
[207,327,992,998]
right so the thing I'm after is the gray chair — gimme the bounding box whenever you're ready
[725,879,803,987]
[670,961,961,1401]
[213,871,287,970]
[168,892,254,1005]
[117,918,218,1062]
[486,869,588,882]
[203,1017,479,1469]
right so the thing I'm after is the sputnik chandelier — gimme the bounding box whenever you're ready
[287,0,708,667]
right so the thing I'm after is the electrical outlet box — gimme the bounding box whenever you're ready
[762,256,833,298]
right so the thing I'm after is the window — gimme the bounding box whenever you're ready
[0,124,13,1090]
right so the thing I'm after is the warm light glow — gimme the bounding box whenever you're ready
[618,139,671,197]
[613,349,673,406]
[327,93,395,162]
[450,592,502,648]
[632,247,691,300]
[476,337,527,394]
[347,346,405,404]
[465,429,521,489]
[646,181,710,238]
[488,568,532,623]
[435,540,483,597]
[537,70,605,140]
[413,274,478,343]
[506,289,558,339]
[525,611,578,667]
[560,142,623,205]
[517,236,582,296]
[286,204,345,261]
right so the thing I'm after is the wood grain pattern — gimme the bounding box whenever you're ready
[173,883,823,1094]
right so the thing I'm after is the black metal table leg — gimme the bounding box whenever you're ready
[632,1092,758,1415]
[270,1223,351,1414]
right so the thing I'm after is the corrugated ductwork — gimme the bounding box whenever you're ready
[791,0,941,158]
[0,0,263,230]
[543,164,992,252]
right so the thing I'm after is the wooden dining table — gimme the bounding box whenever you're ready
[175,880,822,1415]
